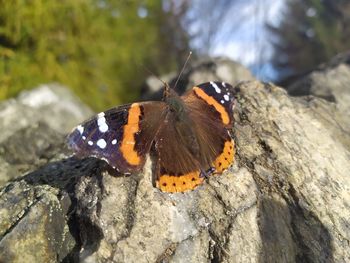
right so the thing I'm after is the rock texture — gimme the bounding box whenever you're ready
[141,56,254,100]
[287,51,350,117]
[1,60,350,263]
[286,52,350,150]
[0,84,93,186]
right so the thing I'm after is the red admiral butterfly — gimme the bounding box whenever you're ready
[68,81,235,193]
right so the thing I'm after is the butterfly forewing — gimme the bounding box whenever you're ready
[68,102,167,173]
[184,81,235,126]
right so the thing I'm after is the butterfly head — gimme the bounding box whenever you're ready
[162,82,172,99]
[163,85,188,121]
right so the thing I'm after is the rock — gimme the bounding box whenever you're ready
[0,84,93,185]
[287,51,350,116]
[0,182,75,262]
[185,57,255,88]
[1,68,350,262]
[286,52,350,139]
[141,57,254,100]
[0,83,93,143]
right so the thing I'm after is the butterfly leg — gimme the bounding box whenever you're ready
[199,166,216,178]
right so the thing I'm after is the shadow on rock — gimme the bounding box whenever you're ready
[258,194,334,263]
[23,156,120,262]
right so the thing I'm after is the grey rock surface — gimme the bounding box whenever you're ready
[141,57,254,100]
[1,71,350,262]
[0,181,75,262]
[0,84,93,185]
[288,51,350,117]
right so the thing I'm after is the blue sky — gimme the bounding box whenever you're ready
[201,0,286,80]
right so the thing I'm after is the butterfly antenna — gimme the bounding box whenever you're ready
[140,64,171,97]
[173,51,192,90]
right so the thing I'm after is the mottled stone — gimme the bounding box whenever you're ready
[0,182,75,262]
[288,51,350,118]
[0,84,93,186]
[141,57,254,100]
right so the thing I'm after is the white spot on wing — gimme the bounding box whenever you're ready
[224,94,230,101]
[82,136,86,140]
[97,115,109,133]
[77,125,84,134]
[88,141,93,146]
[112,139,117,145]
[222,82,226,87]
[220,100,224,104]
[210,81,221,93]
[97,138,107,149]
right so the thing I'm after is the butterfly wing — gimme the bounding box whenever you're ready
[152,113,205,193]
[183,81,235,127]
[154,82,236,193]
[67,102,167,174]
[181,81,236,174]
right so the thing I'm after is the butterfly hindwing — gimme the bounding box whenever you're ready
[68,102,167,173]
[152,111,205,192]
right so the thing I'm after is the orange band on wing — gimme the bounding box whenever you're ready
[120,103,141,166]
[213,140,235,173]
[193,87,230,125]
[157,171,204,193]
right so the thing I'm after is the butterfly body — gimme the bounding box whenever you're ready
[68,82,235,193]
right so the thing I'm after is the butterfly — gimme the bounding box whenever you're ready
[67,81,235,193]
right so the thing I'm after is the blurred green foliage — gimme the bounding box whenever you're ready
[269,0,350,81]
[0,0,189,110]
